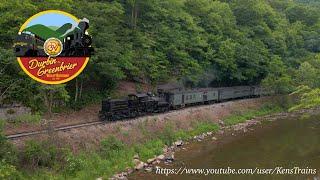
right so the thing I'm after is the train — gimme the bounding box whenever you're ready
[99,86,271,121]
[14,18,93,57]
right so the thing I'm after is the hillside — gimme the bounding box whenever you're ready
[23,23,74,41]
[23,24,62,40]
[1,0,320,116]
[55,23,72,35]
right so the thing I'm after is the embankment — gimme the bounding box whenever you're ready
[12,97,273,149]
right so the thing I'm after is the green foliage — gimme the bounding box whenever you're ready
[8,113,42,125]
[295,62,318,88]
[262,56,294,94]
[1,0,320,109]
[0,122,19,179]
[294,55,320,88]
[159,123,176,145]
[0,160,19,180]
[100,136,125,158]
[63,153,85,176]
[133,140,164,161]
[224,104,283,126]
[289,86,320,111]
[23,140,60,169]
[191,122,220,136]
[0,126,17,166]
[69,89,104,110]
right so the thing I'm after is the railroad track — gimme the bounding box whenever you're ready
[6,121,103,140]
[5,108,189,140]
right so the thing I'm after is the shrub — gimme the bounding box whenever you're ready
[100,136,125,158]
[23,140,59,169]
[69,90,104,110]
[63,153,85,176]
[0,123,17,165]
[224,104,282,126]
[134,140,164,161]
[159,123,175,145]
[0,160,19,180]
[174,130,190,140]
[11,113,42,124]
[191,122,219,136]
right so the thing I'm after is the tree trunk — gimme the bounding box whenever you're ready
[131,1,138,29]
[75,78,79,102]
[48,89,53,118]
[134,4,138,29]
[79,79,83,99]
[131,3,135,28]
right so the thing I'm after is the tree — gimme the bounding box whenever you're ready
[295,62,318,88]
[37,85,70,116]
[289,86,320,111]
[262,55,294,94]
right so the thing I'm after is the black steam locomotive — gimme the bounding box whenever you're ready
[14,18,93,57]
[99,86,270,121]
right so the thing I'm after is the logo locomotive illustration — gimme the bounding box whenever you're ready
[13,10,93,84]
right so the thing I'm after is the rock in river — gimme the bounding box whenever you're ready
[135,161,144,170]
[157,154,165,161]
[174,140,183,147]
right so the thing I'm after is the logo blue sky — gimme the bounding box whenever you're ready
[26,13,77,28]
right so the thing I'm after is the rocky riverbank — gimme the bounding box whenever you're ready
[110,108,320,180]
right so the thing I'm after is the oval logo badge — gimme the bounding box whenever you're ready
[44,38,63,57]
[14,10,93,84]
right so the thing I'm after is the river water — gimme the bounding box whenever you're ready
[130,113,320,180]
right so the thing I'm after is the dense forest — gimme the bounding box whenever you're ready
[1,0,320,112]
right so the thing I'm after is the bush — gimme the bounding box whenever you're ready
[191,122,219,136]
[63,153,85,176]
[10,113,42,125]
[100,136,125,158]
[134,140,164,161]
[0,123,17,165]
[224,104,282,126]
[174,130,190,140]
[23,140,60,169]
[159,123,175,145]
[69,90,104,110]
[0,160,19,180]
[0,124,19,179]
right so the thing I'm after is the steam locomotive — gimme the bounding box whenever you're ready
[99,86,270,121]
[14,18,93,57]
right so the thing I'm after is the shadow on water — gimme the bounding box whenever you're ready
[130,113,320,180]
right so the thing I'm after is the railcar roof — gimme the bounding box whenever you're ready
[164,86,257,94]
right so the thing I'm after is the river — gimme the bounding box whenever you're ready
[130,113,320,180]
